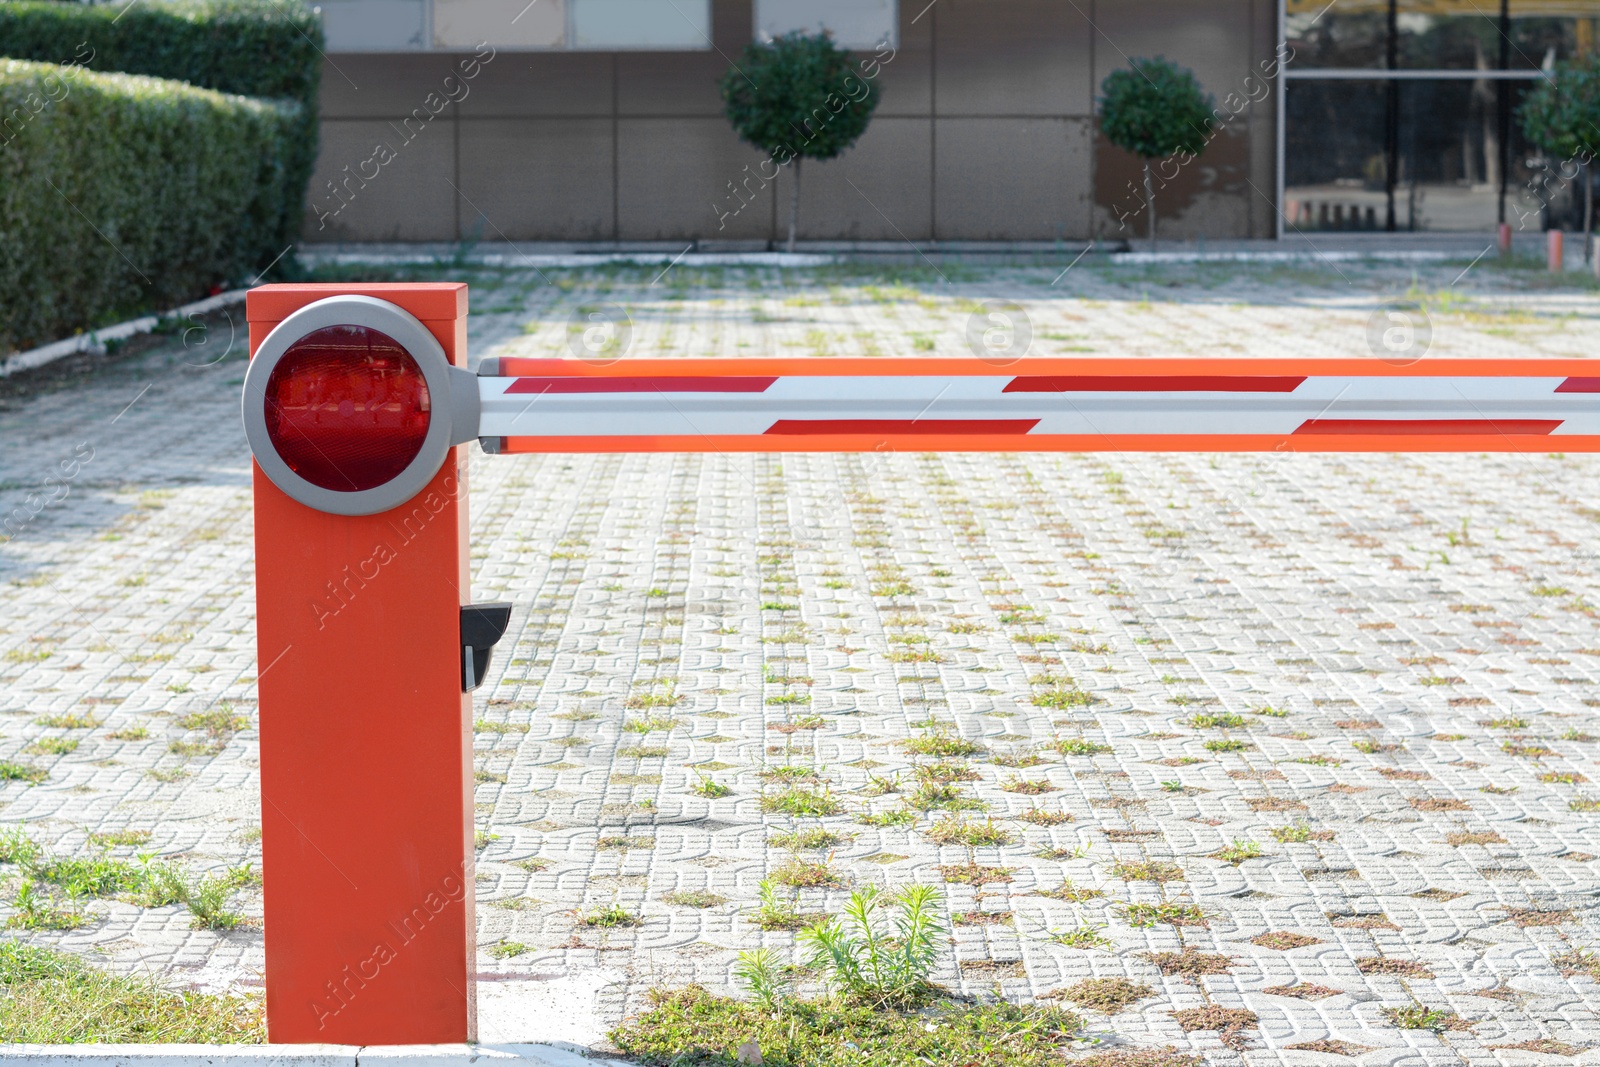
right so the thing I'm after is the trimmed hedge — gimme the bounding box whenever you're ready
[0,0,321,104]
[0,0,322,243]
[0,58,300,352]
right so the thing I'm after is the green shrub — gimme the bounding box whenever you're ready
[0,59,299,351]
[0,0,320,237]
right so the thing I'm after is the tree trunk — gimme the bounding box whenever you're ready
[787,157,802,255]
[1586,159,1593,264]
[1143,159,1157,251]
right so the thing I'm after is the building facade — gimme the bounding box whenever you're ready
[306,0,1598,244]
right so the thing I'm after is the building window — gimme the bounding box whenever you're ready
[754,0,896,50]
[321,0,712,52]
[1283,0,1600,231]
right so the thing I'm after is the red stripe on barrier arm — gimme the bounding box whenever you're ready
[1293,418,1563,436]
[505,376,777,394]
[1004,375,1306,393]
[1556,377,1600,392]
[764,419,1041,436]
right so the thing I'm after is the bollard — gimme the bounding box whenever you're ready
[1549,229,1565,272]
[1498,222,1512,257]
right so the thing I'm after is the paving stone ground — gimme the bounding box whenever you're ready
[3,256,1600,1062]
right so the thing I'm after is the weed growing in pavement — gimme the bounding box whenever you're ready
[923,818,1013,847]
[662,890,726,909]
[1271,823,1334,843]
[1050,925,1112,949]
[753,879,819,931]
[769,828,851,850]
[857,808,919,827]
[912,762,980,784]
[690,773,731,798]
[906,782,987,813]
[1210,840,1263,864]
[624,715,682,733]
[1109,860,1184,882]
[1188,713,1244,728]
[1123,902,1206,928]
[581,904,642,927]
[799,885,944,1005]
[1052,737,1111,756]
[762,787,843,817]
[1384,1005,1469,1031]
[902,735,985,759]
[771,859,842,888]
[862,773,901,795]
[32,713,99,730]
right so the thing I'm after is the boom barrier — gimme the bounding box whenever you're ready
[239,282,1599,1044]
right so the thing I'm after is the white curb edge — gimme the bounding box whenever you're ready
[0,289,248,379]
[0,1043,632,1066]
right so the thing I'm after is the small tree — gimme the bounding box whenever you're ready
[720,32,880,253]
[1520,55,1600,262]
[1099,57,1216,249]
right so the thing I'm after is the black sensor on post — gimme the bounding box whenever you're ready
[460,602,513,692]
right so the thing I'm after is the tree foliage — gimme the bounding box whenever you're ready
[1520,55,1600,162]
[720,31,879,165]
[1099,56,1215,161]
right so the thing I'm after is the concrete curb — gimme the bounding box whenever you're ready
[1112,249,1468,264]
[0,1043,631,1066]
[0,289,247,379]
[301,250,835,269]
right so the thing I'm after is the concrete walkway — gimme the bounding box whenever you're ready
[1,257,1599,1061]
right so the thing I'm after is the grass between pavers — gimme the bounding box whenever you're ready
[611,986,1082,1067]
[0,939,264,1042]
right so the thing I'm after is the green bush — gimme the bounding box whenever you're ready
[0,59,300,351]
[0,0,319,101]
[0,0,321,242]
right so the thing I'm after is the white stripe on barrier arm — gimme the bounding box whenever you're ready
[473,359,1600,452]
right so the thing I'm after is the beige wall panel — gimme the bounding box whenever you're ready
[617,118,776,240]
[321,54,481,119]
[434,0,565,50]
[305,117,459,241]
[458,118,614,239]
[934,117,1091,239]
[872,4,930,117]
[933,0,1093,116]
[616,51,731,115]
[784,118,931,240]
[1089,0,1258,109]
[457,52,614,116]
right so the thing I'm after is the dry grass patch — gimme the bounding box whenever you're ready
[1446,831,1505,846]
[1410,797,1471,812]
[1109,860,1184,883]
[1262,982,1341,999]
[1507,908,1572,927]
[1141,949,1234,976]
[1286,1041,1374,1056]
[1055,977,1154,1014]
[938,863,1013,886]
[1357,956,1433,978]
[1251,931,1320,950]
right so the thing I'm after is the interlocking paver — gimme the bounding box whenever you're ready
[2,259,1600,1059]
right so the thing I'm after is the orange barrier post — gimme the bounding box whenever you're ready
[246,284,480,1044]
[1549,229,1565,272]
